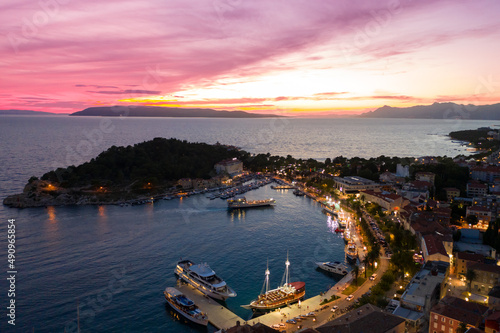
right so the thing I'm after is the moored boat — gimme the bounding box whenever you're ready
[175,260,237,300]
[243,255,305,311]
[315,261,349,278]
[346,242,358,263]
[227,196,275,209]
[164,287,208,326]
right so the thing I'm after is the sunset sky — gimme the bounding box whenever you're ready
[1,0,500,116]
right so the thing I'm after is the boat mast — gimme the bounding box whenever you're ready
[265,260,270,294]
[260,260,270,295]
[284,251,290,287]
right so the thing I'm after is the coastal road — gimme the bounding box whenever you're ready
[252,210,390,332]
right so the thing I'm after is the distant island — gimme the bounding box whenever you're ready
[70,106,282,118]
[359,102,500,120]
[0,109,64,116]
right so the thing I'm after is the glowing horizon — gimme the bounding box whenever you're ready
[1,0,499,116]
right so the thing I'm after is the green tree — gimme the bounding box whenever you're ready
[466,215,479,226]
[456,322,467,333]
[363,256,370,278]
[352,265,360,286]
[466,269,477,291]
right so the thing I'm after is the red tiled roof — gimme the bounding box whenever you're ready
[408,180,433,189]
[423,234,448,256]
[467,262,500,275]
[467,181,488,189]
[216,158,242,166]
[471,166,500,173]
[468,205,491,213]
[430,296,487,327]
[456,252,485,262]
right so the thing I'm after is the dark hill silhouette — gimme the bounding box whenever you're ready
[359,102,500,120]
[70,106,281,118]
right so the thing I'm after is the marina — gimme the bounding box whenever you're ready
[175,260,237,301]
[163,287,208,326]
[175,267,357,330]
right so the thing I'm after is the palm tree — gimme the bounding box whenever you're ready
[363,256,370,278]
[466,269,477,292]
[456,322,467,333]
[352,265,360,286]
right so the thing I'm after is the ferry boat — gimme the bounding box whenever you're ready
[227,197,275,209]
[243,255,305,311]
[175,260,237,300]
[164,287,208,326]
[315,261,349,278]
[345,242,358,263]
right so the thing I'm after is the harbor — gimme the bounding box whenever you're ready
[168,186,381,331]
[175,253,388,332]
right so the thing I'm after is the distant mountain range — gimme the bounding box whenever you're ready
[359,102,500,120]
[70,106,281,118]
[0,109,62,115]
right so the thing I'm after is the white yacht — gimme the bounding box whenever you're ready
[315,261,349,277]
[227,197,275,209]
[164,287,208,326]
[175,260,237,300]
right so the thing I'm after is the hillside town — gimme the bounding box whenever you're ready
[197,128,500,333]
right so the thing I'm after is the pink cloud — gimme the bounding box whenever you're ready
[0,0,499,113]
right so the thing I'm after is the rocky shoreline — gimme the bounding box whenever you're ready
[2,180,160,209]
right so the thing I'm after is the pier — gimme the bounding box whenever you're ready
[176,271,356,331]
[176,283,245,330]
[174,186,386,331]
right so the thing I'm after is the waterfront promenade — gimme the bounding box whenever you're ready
[181,254,390,331]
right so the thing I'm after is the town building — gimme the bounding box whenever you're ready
[315,304,405,333]
[416,172,436,185]
[471,166,500,183]
[401,180,433,200]
[360,189,404,212]
[379,172,406,184]
[467,180,488,198]
[454,229,497,258]
[214,158,243,176]
[466,262,500,296]
[429,296,488,333]
[485,310,500,333]
[396,164,410,178]
[466,205,493,226]
[333,176,380,194]
[455,252,485,276]
[422,234,450,263]
[400,261,449,315]
[488,286,500,310]
[443,187,460,202]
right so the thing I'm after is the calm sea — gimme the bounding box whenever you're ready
[0,116,497,332]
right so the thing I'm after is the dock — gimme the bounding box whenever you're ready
[176,283,245,330]
[176,271,354,330]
